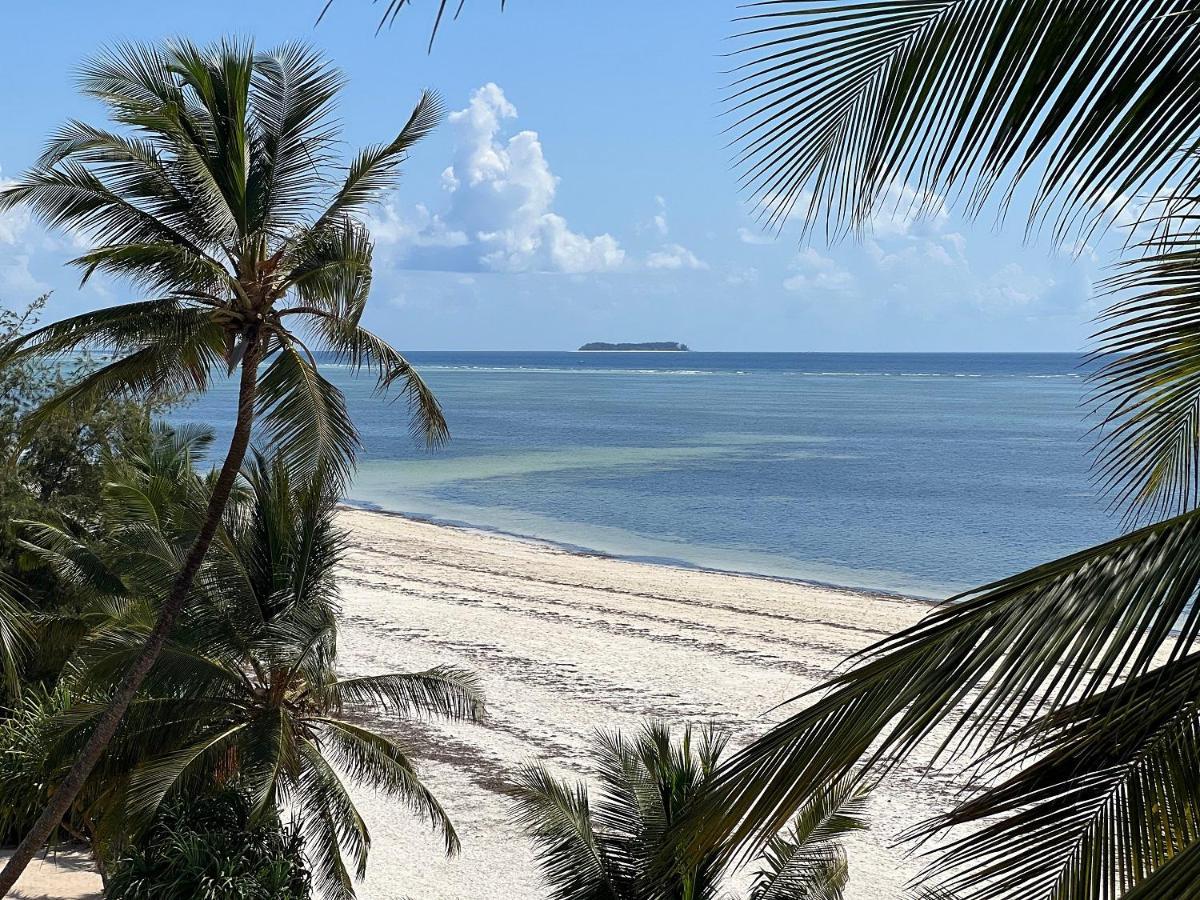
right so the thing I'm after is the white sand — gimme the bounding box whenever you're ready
[334,508,960,900]
[16,507,965,899]
[0,849,102,899]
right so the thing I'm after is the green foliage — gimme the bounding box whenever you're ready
[105,786,311,900]
[0,40,451,890]
[0,296,167,697]
[509,721,867,900]
[20,431,484,898]
[0,296,158,562]
[0,683,83,846]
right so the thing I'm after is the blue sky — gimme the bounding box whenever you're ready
[0,1,1107,351]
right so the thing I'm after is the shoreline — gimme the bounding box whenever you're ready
[337,501,944,605]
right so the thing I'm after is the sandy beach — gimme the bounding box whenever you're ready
[11,506,965,900]
[333,507,958,900]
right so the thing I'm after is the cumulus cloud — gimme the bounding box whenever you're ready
[783,248,855,294]
[726,266,759,286]
[374,84,624,274]
[646,242,707,271]
[639,195,705,269]
[738,226,775,246]
[869,180,950,237]
[0,169,50,298]
[649,195,669,237]
[0,172,31,247]
[977,262,1058,310]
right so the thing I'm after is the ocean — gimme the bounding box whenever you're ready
[179,351,1117,599]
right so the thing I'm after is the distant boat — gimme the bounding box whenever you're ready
[578,342,690,351]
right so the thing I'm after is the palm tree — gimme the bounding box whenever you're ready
[0,38,448,892]
[641,5,1200,900]
[509,721,866,900]
[21,428,483,897]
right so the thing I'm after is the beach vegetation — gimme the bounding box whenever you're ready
[0,295,168,702]
[3,426,482,897]
[510,721,867,900]
[0,37,448,890]
[104,786,312,900]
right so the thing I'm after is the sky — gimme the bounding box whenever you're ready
[0,1,1111,352]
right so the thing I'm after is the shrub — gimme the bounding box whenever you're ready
[104,787,311,900]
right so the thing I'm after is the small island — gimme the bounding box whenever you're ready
[578,341,691,351]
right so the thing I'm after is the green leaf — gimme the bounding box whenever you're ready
[703,505,1200,857]
[255,343,359,489]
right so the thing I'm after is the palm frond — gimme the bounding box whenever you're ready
[162,37,256,237]
[249,42,345,231]
[749,775,867,900]
[726,1,1200,242]
[316,717,460,856]
[124,723,249,826]
[295,741,360,900]
[17,520,128,598]
[0,573,30,698]
[507,763,613,900]
[0,161,214,256]
[313,319,449,448]
[1091,221,1200,518]
[255,343,359,489]
[325,666,485,722]
[915,652,1200,899]
[317,0,509,50]
[1118,840,1200,900]
[311,89,443,229]
[0,298,205,364]
[18,324,225,438]
[704,505,1200,855]
[72,243,232,295]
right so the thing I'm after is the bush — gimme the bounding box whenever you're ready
[104,787,311,900]
[0,683,79,846]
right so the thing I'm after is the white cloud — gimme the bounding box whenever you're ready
[0,173,31,247]
[0,253,47,298]
[0,168,50,299]
[369,201,468,249]
[639,196,705,270]
[869,180,949,238]
[650,195,669,237]
[646,243,707,271]
[783,248,855,294]
[375,84,625,274]
[738,226,775,246]
[977,262,1056,310]
[725,266,759,286]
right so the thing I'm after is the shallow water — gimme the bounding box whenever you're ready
[179,351,1117,598]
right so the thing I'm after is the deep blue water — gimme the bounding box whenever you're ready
[179,352,1116,598]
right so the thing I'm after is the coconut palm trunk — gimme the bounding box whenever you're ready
[0,39,447,893]
[0,341,260,895]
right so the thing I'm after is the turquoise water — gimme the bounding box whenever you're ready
[180,352,1116,599]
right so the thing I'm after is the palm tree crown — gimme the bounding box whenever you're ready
[0,38,447,480]
[510,722,867,900]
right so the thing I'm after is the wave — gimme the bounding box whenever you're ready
[402,365,1085,379]
[314,361,1085,379]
